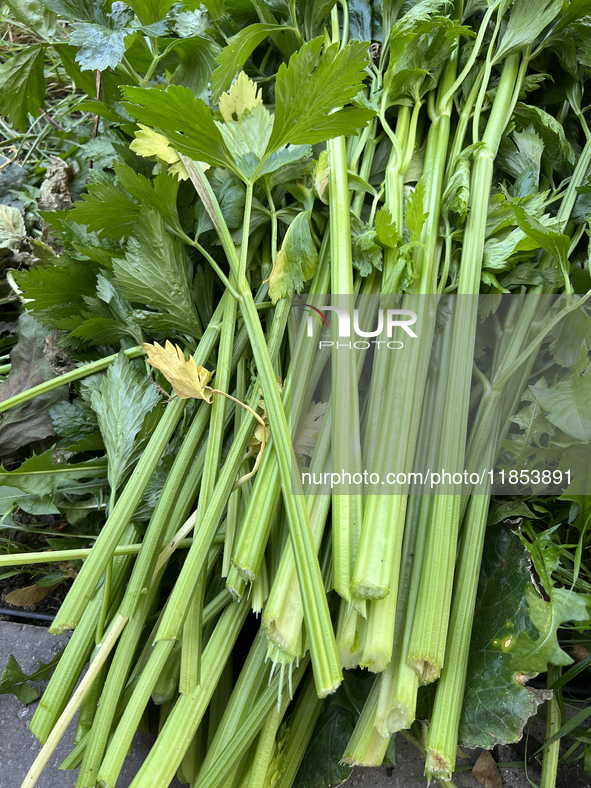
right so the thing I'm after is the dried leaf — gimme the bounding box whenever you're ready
[294,401,327,457]
[5,583,61,607]
[472,751,503,788]
[143,340,214,401]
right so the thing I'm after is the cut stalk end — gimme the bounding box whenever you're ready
[376,703,415,737]
[425,748,452,782]
[407,657,440,685]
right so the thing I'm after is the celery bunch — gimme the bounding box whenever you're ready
[1,0,591,787]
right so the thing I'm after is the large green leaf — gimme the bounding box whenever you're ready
[494,0,563,62]
[459,525,551,749]
[0,45,46,131]
[169,35,221,104]
[530,365,591,442]
[267,38,374,154]
[69,22,132,71]
[85,352,160,492]
[113,205,202,337]
[122,85,234,171]
[4,0,57,39]
[68,181,140,239]
[210,23,289,102]
[41,0,106,23]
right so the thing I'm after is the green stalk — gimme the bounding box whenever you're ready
[407,52,522,684]
[342,676,390,766]
[51,296,228,633]
[274,673,323,788]
[30,525,139,743]
[540,666,561,788]
[99,598,250,788]
[21,615,128,788]
[229,252,330,589]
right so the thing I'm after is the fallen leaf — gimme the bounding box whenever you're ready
[143,340,213,401]
[294,401,327,457]
[472,751,503,788]
[5,583,61,607]
[571,644,591,660]
[0,313,68,462]
[0,204,26,254]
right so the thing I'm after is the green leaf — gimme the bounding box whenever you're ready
[269,211,318,304]
[297,0,338,39]
[508,202,570,283]
[41,0,106,22]
[4,0,57,39]
[114,163,183,236]
[85,353,160,492]
[529,365,591,442]
[267,38,374,154]
[510,586,590,672]
[514,104,576,179]
[0,650,64,705]
[405,177,428,241]
[293,705,352,788]
[548,304,591,368]
[125,0,174,24]
[351,216,382,276]
[50,398,100,448]
[113,205,202,337]
[0,315,68,462]
[375,205,400,248]
[0,449,107,514]
[210,23,289,103]
[169,35,221,104]
[0,45,46,131]
[14,255,99,326]
[122,85,234,171]
[494,0,563,62]
[68,181,140,239]
[459,525,551,749]
[69,23,132,71]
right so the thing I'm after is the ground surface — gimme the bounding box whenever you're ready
[0,622,589,788]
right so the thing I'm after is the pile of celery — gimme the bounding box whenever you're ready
[1,0,591,786]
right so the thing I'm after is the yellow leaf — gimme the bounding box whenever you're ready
[143,341,214,402]
[219,71,263,125]
[313,150,329,204]
[5,584,60,607]
[168,158,190,181]
[130,124,179,164]
[130,125,209,183]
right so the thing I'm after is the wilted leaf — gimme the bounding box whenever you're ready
[0,314,68,461]
[472,751,503,788]
[5,583,61,607]
[269,211,318,304]
[294,402,327,457]
[459,525,552,749]
[0,205,26,253]
[144,340,214,401]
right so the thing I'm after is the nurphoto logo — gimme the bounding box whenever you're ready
[302,304,419,350]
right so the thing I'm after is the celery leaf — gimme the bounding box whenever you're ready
[113,205,202,337]
[267,38,374,154]
[269,211,318,304]
[0,45,46,131]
